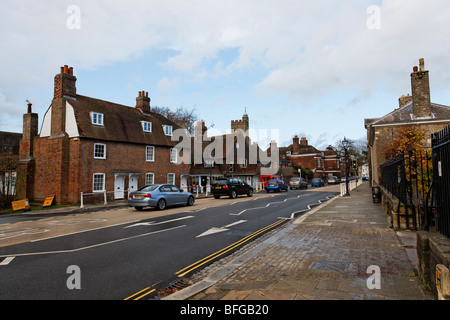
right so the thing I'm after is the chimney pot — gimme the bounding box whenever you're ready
[60,67,64,73]
[419,58,425,71]
[69,67,73,75]
[63,65,69,74]
[413,66,418,73]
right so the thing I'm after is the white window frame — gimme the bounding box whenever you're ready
[93,173,105,192]
[142,121,152,133]
[146,146,155,162]
[94,143,106,159]
[170,148,178,163]
[164,125,173,136]
[167,173,175,185]
[145,173,155,185]
[91,112,104,126]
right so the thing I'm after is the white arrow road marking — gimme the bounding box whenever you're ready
[0,257,15,266]
[125,216,194,228]
[224,220,247,228]
[196,227,229,238]
[196,220,247,238]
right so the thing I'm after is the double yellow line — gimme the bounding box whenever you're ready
[124,219,287,300]
[124,281,161,300]
[175,218,287,278]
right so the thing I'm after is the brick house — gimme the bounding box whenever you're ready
[16,65,190,205]
[365,58,450,185]
[189,113,264,192]
[279,136,341,180]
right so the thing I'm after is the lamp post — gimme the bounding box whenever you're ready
[342,137,350,196]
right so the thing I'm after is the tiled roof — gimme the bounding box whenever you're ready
[369,101,450,126]
[69,95,181,147]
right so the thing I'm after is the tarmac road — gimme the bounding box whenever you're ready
[0,187,338,299]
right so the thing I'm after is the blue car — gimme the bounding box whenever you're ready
[311,178,325,187]
[266,179,289,193]
[128,184,195,210]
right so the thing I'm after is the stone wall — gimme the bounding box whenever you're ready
[417,231,450,299]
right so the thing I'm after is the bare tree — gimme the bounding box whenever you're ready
[152,106,199,135]
[0,152,18,209]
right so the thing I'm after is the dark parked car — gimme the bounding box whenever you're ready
[289,177,308,190]
[128,184,195,211]
[311,178,325,187]
[211,178,253,199]
[266,179,289,193]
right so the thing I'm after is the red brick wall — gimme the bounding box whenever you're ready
[79,140,190,194]
[32,134,77,204]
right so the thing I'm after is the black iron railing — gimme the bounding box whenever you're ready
[380,148,433,230]
[426,126,450,238]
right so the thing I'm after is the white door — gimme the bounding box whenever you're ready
[128,174,139,193]
[114,175,125,199]
[180,175,188,191]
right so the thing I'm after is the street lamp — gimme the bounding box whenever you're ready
[342,137,350,196]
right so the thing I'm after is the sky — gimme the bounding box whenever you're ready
[1,0,450,150]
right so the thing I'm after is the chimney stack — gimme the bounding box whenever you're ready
[136,90,151,113]
[293,135,299,154]
[411,58,431,118]
[20,101,39,159]
[398,94,412,108]
[300,137,308,146]
[52,65,77,135]
[54,65,77,99]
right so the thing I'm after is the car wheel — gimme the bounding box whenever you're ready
[230,190,237,199]
[266,189,269,193]
[247,189,253,197]
[157,199,166,210]
[214,195,220,199]
[134,207,143,211]
[187,196,194,206]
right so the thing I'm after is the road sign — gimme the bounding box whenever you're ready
[43,194,56,207]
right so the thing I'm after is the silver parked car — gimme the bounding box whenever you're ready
[289,177,308,190]
[128,184,195,211]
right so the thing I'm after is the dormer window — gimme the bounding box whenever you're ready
[91,112,104,126]
[142,121,152,133]
[164,125,173,136]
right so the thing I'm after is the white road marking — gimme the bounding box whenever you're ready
[125,216,194,228]
[224,220,247,228]
[196,227,229,238]
[0,257,15,266]
[1,225,186,259]
[196,220,248,238]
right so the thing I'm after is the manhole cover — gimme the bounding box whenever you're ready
[310,261,352,273]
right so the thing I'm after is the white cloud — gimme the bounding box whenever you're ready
[1,0,450,141]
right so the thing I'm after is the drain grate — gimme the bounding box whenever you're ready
[309,261,352,273]
[155,278,192,298]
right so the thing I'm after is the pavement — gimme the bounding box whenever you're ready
[165,182,434,300]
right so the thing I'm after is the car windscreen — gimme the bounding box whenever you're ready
[212,180,227,186]
[137,185,159,192]
[290,178,299,182]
